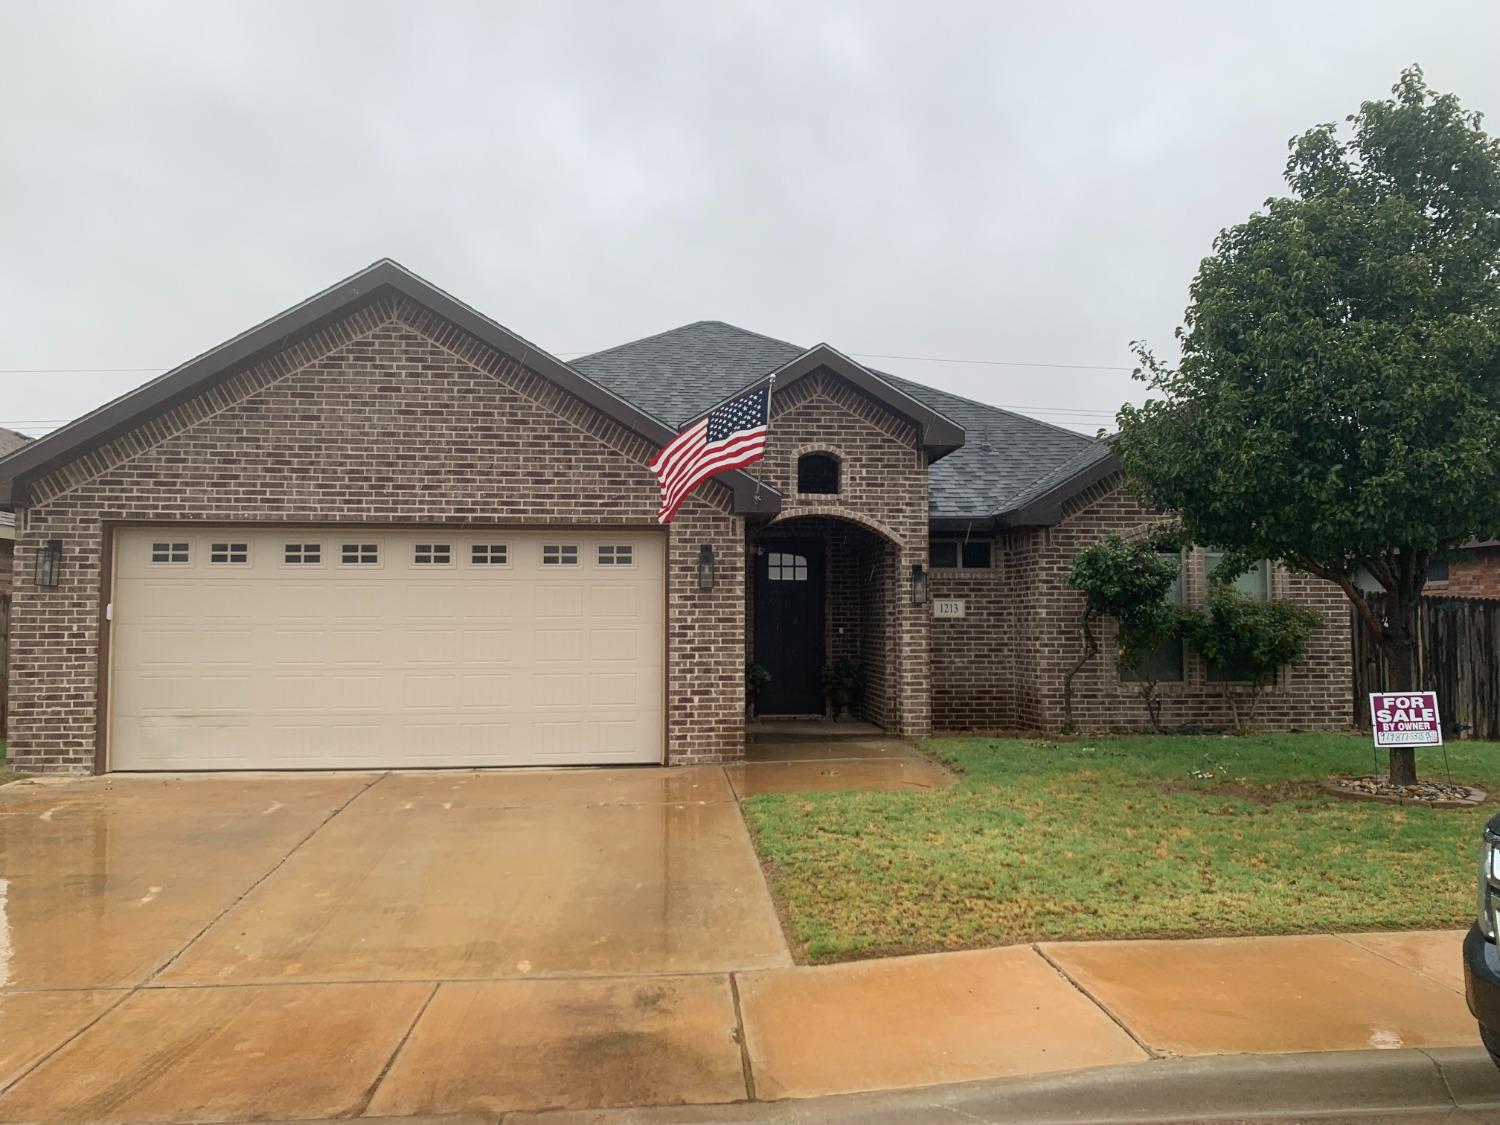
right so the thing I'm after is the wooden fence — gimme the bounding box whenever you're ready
[1352,593,1500,739]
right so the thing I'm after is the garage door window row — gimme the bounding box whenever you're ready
[145,537,641,571]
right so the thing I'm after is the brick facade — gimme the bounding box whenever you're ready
[6,299,746,773]
[4,302,1354,773]
[929,476,1352,733]
[745,369,931,737]
[1428,546,1500,600]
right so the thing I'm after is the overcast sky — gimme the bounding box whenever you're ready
[2,1,1497,438]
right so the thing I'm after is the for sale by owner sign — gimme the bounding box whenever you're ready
[1369,692,1443,747]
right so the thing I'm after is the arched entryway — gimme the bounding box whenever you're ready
[746,513,910,729]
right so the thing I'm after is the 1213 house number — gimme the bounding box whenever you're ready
[932,598,965,619]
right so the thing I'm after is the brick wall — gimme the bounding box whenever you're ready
[748,369,931,736]
[1428,548,1500,600]
[7,298,745,773]
[929,475,1351,734]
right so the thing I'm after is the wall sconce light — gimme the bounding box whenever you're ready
[698,544,716,591]
[35,539,62,588]
[911,562,928,605]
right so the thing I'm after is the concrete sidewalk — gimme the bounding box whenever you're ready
[2,929,1484,1122]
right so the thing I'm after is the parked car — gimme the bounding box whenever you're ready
[1466,812,1500,1067]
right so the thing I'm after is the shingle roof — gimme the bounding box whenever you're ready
[0,427,31,458]
[571,320,805,426]
[572,321,1112,520]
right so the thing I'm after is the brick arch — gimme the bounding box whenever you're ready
[766,505,905,548]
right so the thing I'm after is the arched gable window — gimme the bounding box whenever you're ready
[797,452,840,494]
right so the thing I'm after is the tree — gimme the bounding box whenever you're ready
[1187,584,1324,733]
[1115,67,1500,783]
[1064,532,1183,729]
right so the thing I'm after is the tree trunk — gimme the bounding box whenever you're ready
[1385,594,1422,786]
[1063,612,1099,728]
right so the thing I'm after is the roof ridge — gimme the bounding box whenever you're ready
[572,319,803,366]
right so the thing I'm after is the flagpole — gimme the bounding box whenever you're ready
[752,373,776,506]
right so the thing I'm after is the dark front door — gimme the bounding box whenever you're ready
[753,539,825,715]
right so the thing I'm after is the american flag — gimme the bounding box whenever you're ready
[651,385,770,524]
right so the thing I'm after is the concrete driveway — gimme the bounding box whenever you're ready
[4,750,1474,1123]
[0,767,798,1122]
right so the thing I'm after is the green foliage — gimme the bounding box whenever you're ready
[1189,588,1324,690]
[1067,531,1180,626]
[1113,67,1500,770]
[1116,67,1500,583]
[745,661,772,698]
[821,657,866,697]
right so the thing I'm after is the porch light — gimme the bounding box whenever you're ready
[35,538,62,588]
[911,562,928,605]
[698,544,716,591]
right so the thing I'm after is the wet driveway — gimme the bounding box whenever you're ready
[0,743,956,1122]
[0,766,792,1122]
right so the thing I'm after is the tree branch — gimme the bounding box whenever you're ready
[1296,557,1384,639]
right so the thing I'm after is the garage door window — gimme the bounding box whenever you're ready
[470,544,508,565]
[209,542,249,565]
[413,543,452,565]
[597,545,633,566]
[150,542,190,565]
[340,543,379,565]
[542,545,579,566]
[284,543,322,565]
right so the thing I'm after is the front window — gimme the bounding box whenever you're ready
[1122,549,1184,683]
[796,453,840,495]
[1205,550,1270,681]
[929,536,992,569]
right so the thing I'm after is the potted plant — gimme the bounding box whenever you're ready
[745,662,771,720]
[822,657,866,721]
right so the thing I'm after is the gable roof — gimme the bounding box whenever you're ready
[0,262,780,516]
[574,321,1114,524]
[0,428,31,458]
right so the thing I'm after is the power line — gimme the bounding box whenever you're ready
[850,352,1134,373]
[0,367,163,374]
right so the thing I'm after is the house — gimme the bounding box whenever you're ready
[0,261,1351,774]
[1425,542,1500,599]
[0,427,31,731]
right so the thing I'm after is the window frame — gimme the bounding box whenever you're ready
[339,542,381,567]
[207,541,250,566]
[767,550,810,582]
[282,542,324,567]
[928,535,993,571]
[541,544,580,567]
[469,543,510,567]
[595,544,635,567]
[1120,548,1186,684]
[149,541,192,566]
[795,452,841,496]
[412,543,453,567]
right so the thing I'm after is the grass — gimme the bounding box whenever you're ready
[0,739,21,786]
[741,733,1498,963]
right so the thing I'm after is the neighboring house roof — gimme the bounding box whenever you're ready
[574,321,1117,524]
[0,262,780,516]
[0,430,30,536]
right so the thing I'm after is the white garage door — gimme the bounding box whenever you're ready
[108,527,665,770]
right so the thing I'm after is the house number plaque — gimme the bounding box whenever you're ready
[932,598,966,619]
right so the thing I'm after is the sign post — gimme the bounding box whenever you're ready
[1369,691,1443,748]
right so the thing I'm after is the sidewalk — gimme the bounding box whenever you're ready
[5,928,1482,1122]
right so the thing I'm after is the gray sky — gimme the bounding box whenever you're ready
[2,1,1497,437]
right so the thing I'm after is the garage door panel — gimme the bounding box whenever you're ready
[110,527,665,770]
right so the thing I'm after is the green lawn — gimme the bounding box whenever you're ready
[742,733,1496,963]
[0,739,21,786]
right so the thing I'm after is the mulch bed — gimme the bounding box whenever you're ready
[1322,775,1488,809]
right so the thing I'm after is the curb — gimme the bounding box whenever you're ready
[495,1047,1500,1124]
[228,1048,1500,1124]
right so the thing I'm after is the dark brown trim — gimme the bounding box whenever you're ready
[688,344,966,461]
[993,453,1123,529]
[0,260,780,517]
